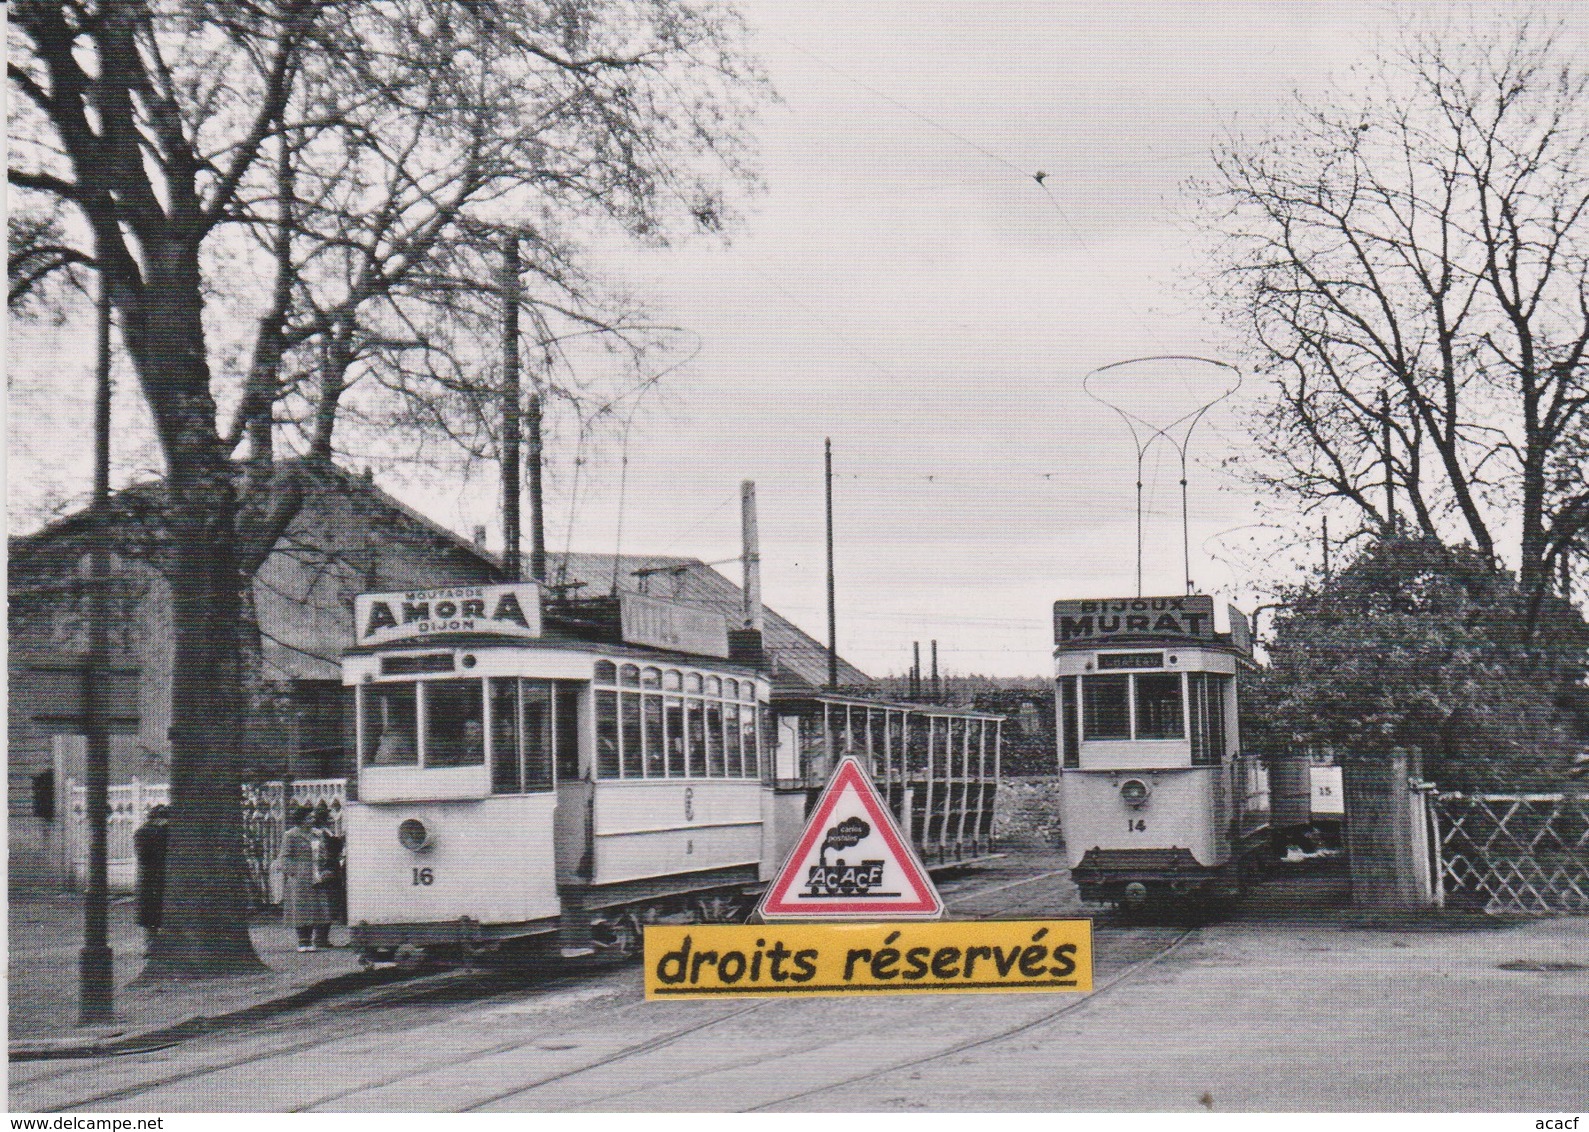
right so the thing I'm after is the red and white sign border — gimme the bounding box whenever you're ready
[757,756,944,921]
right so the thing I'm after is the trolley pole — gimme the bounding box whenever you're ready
[80,277,114,1023]
[825,438,838,691]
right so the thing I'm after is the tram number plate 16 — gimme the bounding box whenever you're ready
[411,868,435,886]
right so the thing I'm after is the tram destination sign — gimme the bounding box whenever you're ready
[643,920,1094,999]
[355,582,542,647]
[1053,595,1216,645]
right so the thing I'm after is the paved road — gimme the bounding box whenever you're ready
[11,859,1588,1113]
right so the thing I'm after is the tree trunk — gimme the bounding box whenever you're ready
[140,470,266,977]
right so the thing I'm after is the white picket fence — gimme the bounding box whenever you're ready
[63,777,346,900]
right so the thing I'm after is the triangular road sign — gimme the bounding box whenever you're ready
[758,756,943,920]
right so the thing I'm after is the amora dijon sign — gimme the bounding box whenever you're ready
[355,583,542,646]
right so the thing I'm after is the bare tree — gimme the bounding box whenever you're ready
[8,0,764,977]
[1201,15,1589,621]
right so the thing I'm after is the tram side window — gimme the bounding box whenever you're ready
[363,684,418,767]
[596,690,621,779]
[620,692,643,778]
[743,703,761,778]
[521,681,554,791]
[490,678,522,793]
[1188,672,1228,766]
[905,717,928,777]
[705,699,726,776]
[555,683,582,781]
[685,697,707,777]
[1058,676,1080,768]
[426,679,485,767]
[726,702,745,776]
[1136,673,1185,740]
[1082,674,1131,740]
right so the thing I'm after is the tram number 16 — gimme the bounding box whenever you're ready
[411,867,435,886]
[1126,819,1146,832]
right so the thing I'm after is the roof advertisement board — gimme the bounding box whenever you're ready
[1052,594,1217,646]
[354,582,542,647]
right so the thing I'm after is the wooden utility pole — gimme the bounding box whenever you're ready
[527,389,546,584]
[1322,516,1331,580]
[825,439,838,690]
[500,235,522,582]
[80,277,114,1022]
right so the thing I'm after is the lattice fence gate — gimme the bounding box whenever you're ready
[1434,793,1589,913]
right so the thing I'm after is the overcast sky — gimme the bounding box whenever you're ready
[11,2,1587,677]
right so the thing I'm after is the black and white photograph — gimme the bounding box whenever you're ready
[7,0,1589,1119]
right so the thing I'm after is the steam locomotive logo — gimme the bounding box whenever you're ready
[801,816,898,898]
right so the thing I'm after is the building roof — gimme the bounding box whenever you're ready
[546,552,873,691]
[9,467,871,691]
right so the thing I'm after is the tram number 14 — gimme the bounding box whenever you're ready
[1126,819,1146,832]
[412,868,435,886]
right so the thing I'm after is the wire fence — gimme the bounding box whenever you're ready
[1434,793,1589,913]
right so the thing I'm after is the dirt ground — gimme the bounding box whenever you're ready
[11,853,1588,1113]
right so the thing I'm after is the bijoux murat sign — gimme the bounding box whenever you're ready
[1052,594,1217,645]
[355,583,542,646]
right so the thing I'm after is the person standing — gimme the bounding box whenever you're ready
[278,805,332,952]
[312,801,347,934]
[133,804,170,953]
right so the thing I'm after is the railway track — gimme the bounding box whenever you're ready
[23,860,1201,1113]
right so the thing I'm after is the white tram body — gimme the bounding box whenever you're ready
[1053,595,1268,906]
[343,582,774,959]
[340,579,1005,961]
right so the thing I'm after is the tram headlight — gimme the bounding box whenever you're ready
[397,818,432,853]
[1119,778,1151,809]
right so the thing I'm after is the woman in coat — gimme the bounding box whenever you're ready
[133,804,170,951]
[278,805,333,951]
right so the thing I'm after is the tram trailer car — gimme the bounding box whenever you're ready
[342,581,1006,964]
[1053,595,1269,909]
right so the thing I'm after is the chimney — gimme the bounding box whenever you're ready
[931,639,940,703]
[740,480,764,632]
[472,525,488,550]
[728,479,767,670]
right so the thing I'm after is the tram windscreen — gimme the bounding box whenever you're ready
[521,681,554,790]
[1136,673,1185,739]
[425,679,485,767]
[364,684,418,766]
[1082,674,1131,740]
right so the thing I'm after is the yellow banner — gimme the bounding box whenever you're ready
[644,919,1092,999]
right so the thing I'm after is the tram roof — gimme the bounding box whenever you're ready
[544,552,874,692]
